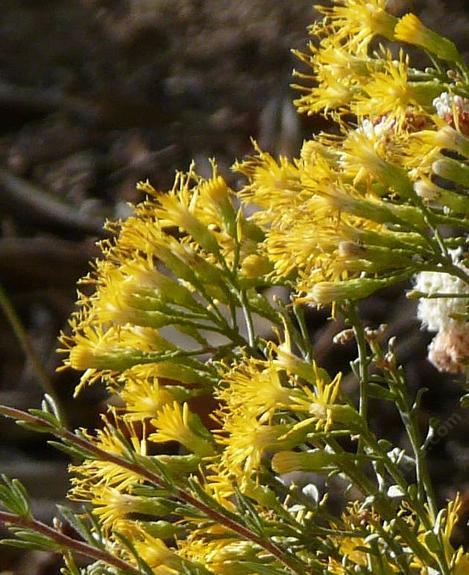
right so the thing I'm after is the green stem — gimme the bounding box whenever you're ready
[292,303,314,361]
[326,437,440,570]
[373,348,451,575]
[346,304,369,424]
[359,428,438,533]
[445,262,469,286]
[411,292,469,299]
[239,288,256,348]
[389,369,437,522]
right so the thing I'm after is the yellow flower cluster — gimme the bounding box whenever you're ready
[238,2,469,304]
[57,1,469,574]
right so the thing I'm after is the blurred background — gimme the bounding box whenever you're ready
[0,1,468,572]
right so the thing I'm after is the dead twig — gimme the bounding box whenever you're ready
[0,82,100,124]
[0,168,105,237]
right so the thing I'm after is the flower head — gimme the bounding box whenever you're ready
[313,0,397,53]
[352,52,438,129]
[150,402,215,457]
[69,416,147,499]
[415,255,469,332]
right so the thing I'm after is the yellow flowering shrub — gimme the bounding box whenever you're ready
[0,1,468,574]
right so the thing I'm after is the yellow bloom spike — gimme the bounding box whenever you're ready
[149,402,215,457]
[120,378,175,421]
[216,356,291,422]
[216,412,290,477]
[313,0,397,52]
[352,51,438,129]
[91,486,170,532]
[69,416,147,498]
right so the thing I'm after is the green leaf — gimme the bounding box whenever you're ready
[0,476,31,518]
[47,440,93,460]
[16,421,54,434]
[0,539,39,549]
[367,383,395,401]
[235,487,265,535]
[57,505,99,548]
[2,528,59,551]
[29,408,60,428]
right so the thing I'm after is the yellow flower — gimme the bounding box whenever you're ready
[216,411,289,477]
[327,536,368,574]
[260,192,396,292]
[120,378,175,421]
[94,257,201,316]
[91,486,170,532]
[352,51,428,129]
[292,41,379,117]
[286,371,343,431]
[271,449,335,475]
[395,13,461,63]
[304,274,411,305]
[314,0,397,52]
[149,401,215,457]
[179,536,260,575]
[235,146,304,226]
[339,121,412,196]
[136,164,243,266]
[131,530,180,573]
[119,361,209,389]
[69,416,147,498]
[91,487,136,529]
[216,355,291,422]
[294,68,357,117]
[64,322,119,373]
[411,125,469,160]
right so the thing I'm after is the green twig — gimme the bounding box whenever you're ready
[346,304,369,424]
[0,510,141,574]
[239,288,256,348]
[0,405,309,575]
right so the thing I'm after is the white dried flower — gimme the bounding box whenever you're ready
[432,92,469,120]
[428,325,469,374]
[415,250,469,373]
[415,251,469,332]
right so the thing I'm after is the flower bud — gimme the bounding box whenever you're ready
[272,449,335,474]
[306,275,409,305]
[240,253,273,278]
[432,158,469,187]
[395,14,461,63]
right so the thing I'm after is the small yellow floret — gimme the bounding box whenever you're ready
[150,402,215,457]
[395,13,461,62]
